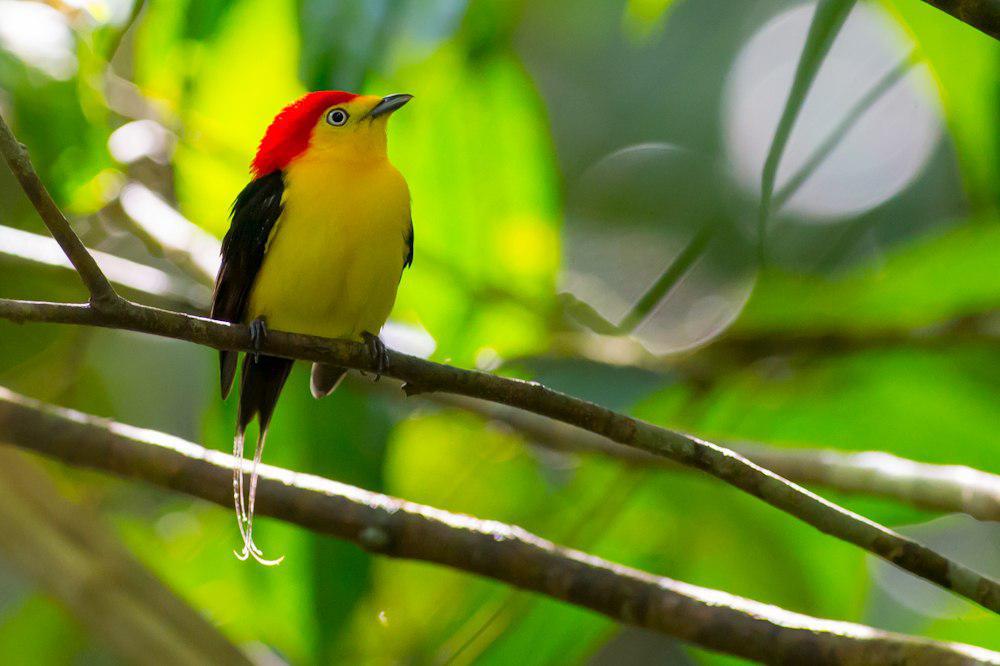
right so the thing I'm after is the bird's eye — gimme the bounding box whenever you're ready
[326,108,349,126]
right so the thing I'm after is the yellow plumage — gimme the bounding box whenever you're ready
[211,92,413,565]
[248,95,411,342]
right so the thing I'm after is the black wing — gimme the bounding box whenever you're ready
[404,219,414,269]
[211,170,284,398]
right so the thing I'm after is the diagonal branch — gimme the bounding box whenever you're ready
[6,226,995,523]
[0,388,997,666]
[1,296,999,615]
[0,114,119,305]
[427,393,1000,521]
[2,105,999,614]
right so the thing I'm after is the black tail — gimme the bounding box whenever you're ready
[238,354,293,437]
[233,354,292,565]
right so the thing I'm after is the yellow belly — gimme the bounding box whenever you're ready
[247,154,410,341]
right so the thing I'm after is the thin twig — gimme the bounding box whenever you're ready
[1,296,999,614]
[427,393,1000,521]
[757,0,856,263]
[0,114,119,304]
[617,225,715,333]
[0,388,996,665]
[2,103,999,614]
[771,49,922,211]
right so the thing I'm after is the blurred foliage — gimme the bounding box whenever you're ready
[0,0,998,664]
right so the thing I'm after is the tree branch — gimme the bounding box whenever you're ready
[2,105,999,614]
[0,114,119,304]
[427,393,1000,521]
[1,296,999,615]
[921,0,1000,40]
[0,389,996,666]
[8,227,996,523]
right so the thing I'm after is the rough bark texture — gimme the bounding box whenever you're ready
[0,388,996,666]
[1,296,998,614]
[0,115,118,303]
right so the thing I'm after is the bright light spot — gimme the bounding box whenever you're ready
[377,610,389,626]
[0,1,77,79]
[109,120,174,164]
[119,183,221,278]
[61,0,135,25]
[474,346,502,371]
[723,2,941,221]
[563,143,755,355]
[0,224,209,304]
[381,320,436,358]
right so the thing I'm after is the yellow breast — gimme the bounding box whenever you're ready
[247,151,411,340]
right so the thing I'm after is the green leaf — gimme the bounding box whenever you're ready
[296,0,396,91]
[379,46,560,363]
[183,0,236,40]
[885,0,1000,212]
[151,0,305,235]
[297,0,466,90]
[734,217,1000,335]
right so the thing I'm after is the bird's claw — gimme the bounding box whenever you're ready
[362,331,389,379]
[249,318,268,361]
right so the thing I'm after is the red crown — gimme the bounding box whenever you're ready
[251,91,358,177]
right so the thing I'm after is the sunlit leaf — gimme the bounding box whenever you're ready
[885,0,1000,211]
[734,217,1000,335]
[379,45,560,363]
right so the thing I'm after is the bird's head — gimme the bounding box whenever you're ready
[251,91,412,177]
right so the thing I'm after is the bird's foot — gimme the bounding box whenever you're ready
[362,331,389,379]
[249,317,268,361]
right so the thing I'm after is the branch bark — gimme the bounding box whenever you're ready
[0,114,119,304]
[8,223,996,523]
[428,393,1000,521]
[920,0,1000,40]
[0,388,996,666]
[2,296,999,615]
[2,110,999,614]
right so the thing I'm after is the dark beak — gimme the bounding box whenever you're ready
[368,94,413,119]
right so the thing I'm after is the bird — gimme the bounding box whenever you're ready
[210,91,414,564]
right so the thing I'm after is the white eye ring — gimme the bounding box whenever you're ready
[326,108,349,126]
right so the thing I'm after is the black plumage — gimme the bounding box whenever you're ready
[404,220,414,269]
[210,170,289,435]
